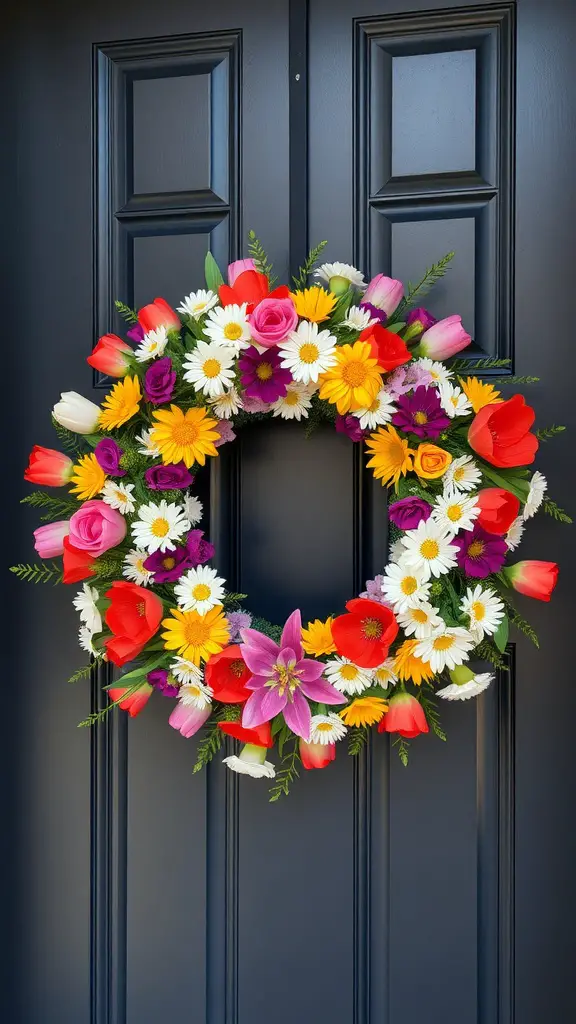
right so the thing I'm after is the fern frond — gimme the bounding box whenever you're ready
[192,717,224,773]
[394,251,454,317]
[450,357,511,372]
[268,737,301,801]
[543,498,572,523]
[292,240,328,290]
[51,416,85,457]
[420,691,447,741]
[348,726,369,756]
[9,561,62,584]
[20,491,79,522]
[247,229,276,286]
[536,424,566,442]
[491,375,540,384]
[392,736,410,766]
[68,664,92,684]
[474,639,509,671]
[114,299,138,324]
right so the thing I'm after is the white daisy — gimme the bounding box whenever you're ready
[131,500,190,553]
[183,340,236,398]
[460,585,505,639]
[101,479,136,514]
[414,625,475,673]
[431,493,480,536]
[271,381,314,421]
[442,454,482,495]
[182,494,203,526]
[396,602,444,639]
[522,470,547,519]
[73,583,102,633]
[279,320,337,383]
[381,560,431,612]
[174,565,226,615]
[122,549,154,587]
[371,658,398,688]
[353,387,396,430]
[170,657,205,686]
[177,288,219,319]
[506,516,525,551]
[204,302,251,352]
[309,713,347,744]
[400,519,459,580]
[438,381,473,419]
[437,672,493,701]
[136,429,160,457]
[324,657,373,695]
[414,356,454,387]
[315,261,366,291]
[78,625,101,657]
[208,386,243,420]
[134,325,168,362]
[222,752,276,779]
[341,305,377,331]
[178,679,213,710]
[388,537,405,563]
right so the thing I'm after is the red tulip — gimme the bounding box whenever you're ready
[299,739,336,769]
[25,445,74,486]
[62,536,96,583]
[137,298,180,333]
[360,323,412,372]
[104,581,163,666]
[87,333,133,377]
[218,719,274,747]
[504,560,559,602]
[468,394,538,468]
[476,488,520,535]
[205,645,251,702]
[108,682,153,718]
[378,692,429,739]
[219,270,291,314]
[332,598,399,668]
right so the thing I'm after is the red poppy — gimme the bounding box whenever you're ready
[137,297,180,333]
[219,270,291,313]
[468,394,538,468]
[331,598,398,668]
[104,581,163,667]
[476,488,520,535]
[205,645,251,702]
[108,682,153,718]
[299,739,336,770]
[378,693,429,738]
[505,560,559,601]
[360,323,412,372]
[62,537,96,584]
[218,719,274,748]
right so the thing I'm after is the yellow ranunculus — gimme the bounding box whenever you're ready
[301,617,337,657]
[413,443,452,480]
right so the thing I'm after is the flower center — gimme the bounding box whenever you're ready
[412,608,428,623]
[284,389,300,406]
[362,617,383,640]
[193,301,207,313]
[273,661,299,696]
[203,358,222,379]
[342,360,368,388]
[471,600,486,620]
[420,539,439,560]
[433,635,455,651]
[340,664,359,680]
[137,601,146,616]
[446,504,463,522]
[192,583,211,601]
[468,540,485,559]
[115,490,126,502]
[230,659,246,677]
[454,467,466,481]
[368,397,380,412]
[224,323,242,341]
[316,722,333,732]
[162,556,176,569]
[151,516,170,537]
[401,575,418,595]
[184,619,210,646]
[414,410,428,425]
[256,361,273,381]
[171,422,199,445]
[299,342,320,364]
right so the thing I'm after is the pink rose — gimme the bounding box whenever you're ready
[34,520,70,558]
[68,499,126,556]
[248,296,298,348]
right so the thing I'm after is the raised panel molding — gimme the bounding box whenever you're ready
[354,4,515,372]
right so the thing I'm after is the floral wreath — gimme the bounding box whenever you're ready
[13,236,570,799]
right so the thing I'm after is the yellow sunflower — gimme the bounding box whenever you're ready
[161,605,230,665]
[301,617,337,657]
[69,453,106,500]
[99,375,142,430]
[340,696,388,728]
[458,376,503,414]
[393,639,434,686]
[365,424,414,488]
[151,405,220,468]
[290,286,336,323]
[318,341,383,413]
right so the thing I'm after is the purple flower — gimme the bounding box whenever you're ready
[335,414,367,442]
[388,362,433,397]
[94,437,125,477]
[148,668,179,697]
[144,546,190,582]
[144,462,194,490]
[127,323,145,344]
[214,420,236,447]
[359,575,390,605]
[406,307,436,334]
[242,394,270,414]
[238,345,292,403]
[227,610,252,642]
[186,529,215,567]
[389,496,432,531]
[453,525,507,578]
[359,300,388,325]
[240,609,346,740]
[144,357,176,404]
[392,385,450,438]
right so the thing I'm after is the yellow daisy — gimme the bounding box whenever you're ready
[339,696,388,728]
[290,286,337,323]
[99,375,142,430]
[161,605,230,665]
[365,425,414,488]
[69,453,106,500]
[393,639,434,686]
[301,617,337,657]
[458,376,503,414]
[151,405,220,468]
[318,341,383,413]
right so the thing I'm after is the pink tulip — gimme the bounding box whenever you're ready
[68,499,126,556]
[363,274,404,316]
[34,520,70,557]
[227,258,256,285]
[299,739,336,770]
[169,702,211,738]
[417,315,471,360]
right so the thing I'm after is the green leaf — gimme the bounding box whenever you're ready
[394,251,455,318]
[392,736,410,766]
[348,726,369,756]
[114,299,139,324]
[77,680,143,727]
[543,498,572,524]
[204,251,224,292]
[478,462,530,501]
[107,652,168,688]
[384,322,405,334]
[9,561,63,584]
[83,433,105,449]
[292,240,328,290]
[420,691,447,742]
[68,664,92,684]
[536,424,566,442]
[493,615,509,653]
[450,356,511,372]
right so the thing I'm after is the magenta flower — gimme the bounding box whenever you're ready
[453,525,507,578]
[404,307,437,342]
[186,529,215,566]
[94,437,125,477]
[392,385,450,438]
[335,414,367,442]
[126,323,145,344]
[144,356,176,404]
[144,462,194,490]
[240,609,345,740]
[238,345,292,403]
[148,669,179,697]
[389,496,432,530]
[359,301,388,325]
[144,545,190,582]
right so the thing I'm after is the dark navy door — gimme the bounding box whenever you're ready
[3,1,575,1023]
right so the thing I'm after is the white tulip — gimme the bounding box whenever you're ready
[52,391,100,434]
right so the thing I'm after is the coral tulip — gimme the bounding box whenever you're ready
[62,537,96,583]
[52,391,100,434]
[87,333,133,376]
[476,488,520,535]
[25,446,73,486]
[503,560,559,602]
[468,394,539,468]
[299,739,336,769]
[137,298,180,333]
[219,270,291,314]
[219,720,273,746]
[104,581,163,666]
[417,314,471,360]
[33,520,69,558]
[108,682,153,718]
[378,692,429,738]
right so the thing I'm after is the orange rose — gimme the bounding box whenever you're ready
[414,443,452,479]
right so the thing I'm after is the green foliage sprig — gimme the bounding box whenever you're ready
[269,736,301,801]
[543,498,572,523]
[9,561,63,584]
[348,726,369,756]
[292,240,328,290]
[20,490,78,522]
[114,299,138,324]
[394,251,454,318]
[68,664,93,684]
[450,357,511,372]
[247,229,276,286]
[393,736,410,766]
[474,639,509,671]
[420,690,447,742]
[536,424,566,442]
[51,416,85,457]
